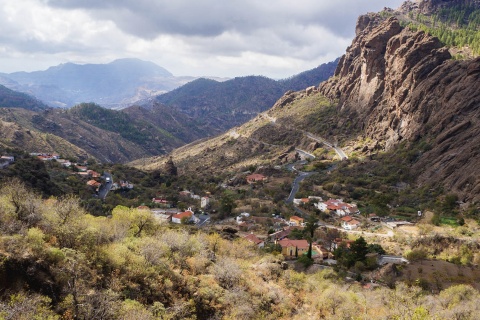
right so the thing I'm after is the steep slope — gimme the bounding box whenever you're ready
[0,85,49,111]
[318,14,480,201]
[122,102,210,143]
[0,117,89,160]
[131,89,333,174]
[0,108,154,163]
[154,61,337,134]
[67,103,187,155]
[136,1,480,203]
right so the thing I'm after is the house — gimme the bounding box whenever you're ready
[152,198,169,204]
[86,180,101,188]
[1,156,14,162]
[87,170,101,178]
[76,165,88,172]
[236,212,250,224]
[293,198,310,206]
[201,196,210,208]
[289,215,304,226]
[172,209,198,224]
[277,238,309,258]
[244,233,265,248]
[153,212,173,223]
[314,245,331,259]
[246,173,267,184]
[341,216,361,230]
[331,238,355,251]
[56,159,72,167]
[315,198,360,216]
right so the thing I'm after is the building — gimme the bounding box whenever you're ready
[293,198,310,206]
[289,215,304,226]
[315,198,360,216]
[172,208,198,224]
[244,233,265,248]
[277,238,309,258]
[246,173,267,184]
[341,216,361,230]
[201,196,210,208]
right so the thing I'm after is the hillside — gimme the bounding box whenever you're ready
[1,181,479,319]
[0,84,49,111]
[154,60,338,134]
[0,107,155,163]
[136,1,480,206]
[318,13,480,202]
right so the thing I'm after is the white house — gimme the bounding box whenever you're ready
[201,196,210,208]
[341,216,360,230]
[172,208,195,224]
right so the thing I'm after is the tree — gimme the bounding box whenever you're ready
[219,191,236,217]
[350,237,368,263]
[305,214,319,259]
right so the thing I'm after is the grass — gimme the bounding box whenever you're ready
[440,217,459,227]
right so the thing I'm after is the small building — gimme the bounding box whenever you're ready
[244,233,265,248]
[1,156,15,162]
[289,215,304,226]
[201,196,210,208]
[293,198,310,206]
[86,180,101,188]
[277,238,309,258]
[315,198,360,216]
[341,216,360,230]
[172,209,198,224]
[246,173,267,184]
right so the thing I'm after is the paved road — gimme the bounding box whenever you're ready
[305,132,348,160]
[295,149,316,160]
[98,172,113,200]
[285,160,316,206]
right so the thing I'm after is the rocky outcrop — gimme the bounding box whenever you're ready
[319,15,480,201]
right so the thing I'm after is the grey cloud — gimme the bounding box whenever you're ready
[45,0,405,39]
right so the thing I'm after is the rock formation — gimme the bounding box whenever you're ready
[319,15,480,202]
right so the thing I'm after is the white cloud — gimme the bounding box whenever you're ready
[0,0,405,77]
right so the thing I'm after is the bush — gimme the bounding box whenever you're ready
[297,255,313,268]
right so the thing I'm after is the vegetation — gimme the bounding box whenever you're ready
[0,85,48,111]
[0,180,479,319]
[68,103,175,150]
[403,3,480,55]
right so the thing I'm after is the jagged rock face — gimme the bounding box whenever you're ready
[319,16,480,201]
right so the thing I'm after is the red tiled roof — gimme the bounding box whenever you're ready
[173,211,193,220]
[246,174,267,182]
[244,234,264,245]
[341,216,353,222]
[290,215,304,222]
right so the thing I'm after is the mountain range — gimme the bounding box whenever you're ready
[0,58,202,108]
[0,60,337,162]
[135,0,480,203]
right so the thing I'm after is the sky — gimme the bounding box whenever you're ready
[0,0,405,79]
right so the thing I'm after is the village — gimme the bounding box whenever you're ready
[4,151,414,273]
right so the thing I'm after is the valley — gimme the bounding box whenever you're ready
[0,0,479,318]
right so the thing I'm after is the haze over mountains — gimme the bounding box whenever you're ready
[0,59,337,162]
[0,58,200,108]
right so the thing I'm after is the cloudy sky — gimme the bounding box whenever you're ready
[0,0,405,78]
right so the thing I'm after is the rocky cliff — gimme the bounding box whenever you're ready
[319,15,480,201]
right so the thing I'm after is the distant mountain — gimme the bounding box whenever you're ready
[0,59,196,108]
[154,60,338,134]
[0,84,49,111]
